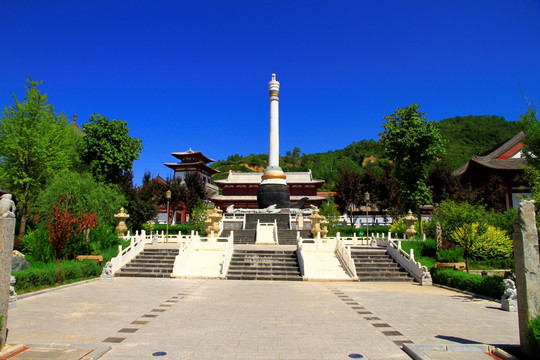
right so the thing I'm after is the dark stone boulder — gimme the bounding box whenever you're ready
[12,256,30,272]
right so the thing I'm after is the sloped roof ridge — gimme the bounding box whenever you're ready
[475,131,526,160]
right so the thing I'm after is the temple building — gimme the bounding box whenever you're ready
[164,149,219,184]
[453,131,531,209]
[211,170,326,210]
[159,149,219,223]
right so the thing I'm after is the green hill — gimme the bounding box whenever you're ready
[211,115,522,190]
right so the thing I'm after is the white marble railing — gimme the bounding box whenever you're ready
[220,231,235,278]
[296,237,306,279]
[171,234,197,275]
[110,230,150,273]
[383,237,431,285]
[334,236,358,279]
[148,230,191,244]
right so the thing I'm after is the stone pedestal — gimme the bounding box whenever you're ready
[502,299,517,312]
[513,200,540,355]
[0,212,16,348]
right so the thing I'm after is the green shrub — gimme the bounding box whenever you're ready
[528,315,540,355]
[389,218,406,235]
[436,248,464,262]
[337,225,390,237]
[471,225,513,260]
[13,260,102,293]
[389,217,430,237]
[400,238,437,259]
[21,223,55,263]
[469,258,514,270]
[485,208,517,236]
[431,268,504,299]
[417,256,436,270]
[433,201,487,240]
[88,224,120,253]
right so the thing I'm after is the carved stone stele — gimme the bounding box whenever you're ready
[513,201,540,355]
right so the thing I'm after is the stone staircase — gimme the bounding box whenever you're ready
[115,247,178,278]
[221,229,311,245]
[351,247,412,282]
[226,248,302,281]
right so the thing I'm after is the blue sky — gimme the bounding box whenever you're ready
[2,1,540,184]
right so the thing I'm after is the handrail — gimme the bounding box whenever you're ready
[385,237,431,285]
[172,234,196,275]
[220,231,235,278]
[335,234,358,279]
[296,237,305,279]
[110,230,150,274]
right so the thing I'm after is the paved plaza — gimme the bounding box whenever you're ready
[5,278,519,359]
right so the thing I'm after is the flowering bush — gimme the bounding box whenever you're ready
[47,197,98,259]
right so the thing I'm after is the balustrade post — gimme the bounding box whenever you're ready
[353,233,357,246]
[388,232,391,240]
[410,248,415,261]
[397,240,402,251]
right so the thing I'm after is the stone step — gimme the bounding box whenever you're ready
[227,268,300,276]
[355,263,401,270]
[130,257,176,262]
[115,247,177,278]
[357,276,412,282]
[226,249,301,281]
[230,263,298,268]
[226,274,302,281]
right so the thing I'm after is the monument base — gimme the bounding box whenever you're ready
[257,183,291,209]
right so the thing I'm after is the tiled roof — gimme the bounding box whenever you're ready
[170,149,215,163]
[214,171,324,185]
[453,131,527,176]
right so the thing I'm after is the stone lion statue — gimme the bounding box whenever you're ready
[502,279,517,301]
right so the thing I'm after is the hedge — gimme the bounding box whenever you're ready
[13,260,102,293]
[142,223,198,235]
[431,268,505,299]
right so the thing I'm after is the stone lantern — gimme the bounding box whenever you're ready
[309,207,323,238]
[205,207,223,236]
[114,208,129,236]
[320,217,329,239]
[404,210,417,239]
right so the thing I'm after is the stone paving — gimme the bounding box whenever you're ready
[5,278,519,359]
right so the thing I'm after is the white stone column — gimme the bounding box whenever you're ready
[268,73,280,168]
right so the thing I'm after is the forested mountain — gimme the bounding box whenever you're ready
[437,115,521,170]
[211,115,522,190]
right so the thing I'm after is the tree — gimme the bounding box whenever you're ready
[450,222,481,273]
[183,172,208,218]
[80,114,143,184]
[379,104,446,231]
[120,172,159,231]
[334,170,363,225]
[319,196,340,236]
[37,171,126,227]
[0,78,78,236]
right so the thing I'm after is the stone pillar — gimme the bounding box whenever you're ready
[435,221,442,251]
[0,212,16,349]
[513,200,540,356]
